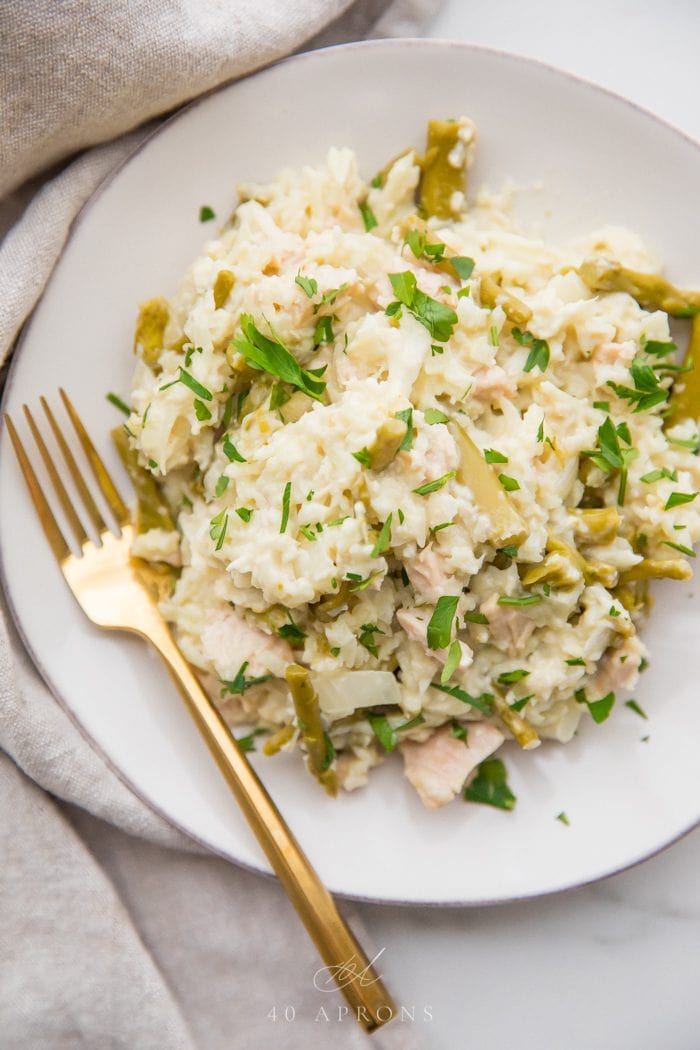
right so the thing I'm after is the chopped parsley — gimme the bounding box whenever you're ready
[233,315,326,401]
[640,467,677,483]
[220,661,271,696]
[347,571,380,592]
[498,544,519,560]
[405,229,446,263]
[497,594,542,607]
[269,382,291,411]
[510,694,533,712]
[464,758,516,811]
[665,491,697,510]
[426,595,459,649]
[371,513,393,558]
[368,713,397,752]
[299,524,316,542]
[235,507,253,523]
[431,682,493,714]
[209,509,228,551]
[413,471,456,496]
[387,270,458,342]
[214,475,229,497]
[194,398,212,421]
[295,273,318,298]
[106,392,132,415]
[280,481,292,534]
[278,620,306,646]
[625,699,648,719]
[450,256,475,281]
[582,416,638,505]
[222,435,246,463]
[313,315,334,346]
[440,639,462,684]
[352,447,371,467]
[556,811,570,826]
[450,722,468,741]
[424,407,449,425]
[464,611,489,625]
[484,448,508,464]
[358,199,378,231]
[575,688,616,724]
[593,400,610,412]
[358,623,383,658]
[662,539,696,557]
[497,668,530,685]
[236,728,268,753]
[160,367,213,401]
[498,473,520,492]
[608,360,668,412]
[512,327,550,373]
[566,657,586,666]
[199,205,216,222]
[395,407,414,450]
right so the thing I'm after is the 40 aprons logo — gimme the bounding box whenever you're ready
[265,948,434,1025]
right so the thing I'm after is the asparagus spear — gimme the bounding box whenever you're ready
[112,426,175,533]
[418,119,471,219]
[450,421,527,547]
[133,297,169,368]
[479,272,533,327]
[666,315,700,425]
[578,257,700,317]
[285,664,337,795]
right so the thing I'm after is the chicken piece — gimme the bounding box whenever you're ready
[201,608,293,680]
[470,365,517,404]
[480,593,536,656]
[404,545,455,604]
[401,723,504,809]
[589,635,645,696]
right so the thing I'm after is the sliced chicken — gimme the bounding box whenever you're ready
[480,593,536,656]
[396,607,472,671]
[404,545,455,604]
[401,723,505,809]
[201,607,293,680]
[589,634,645,696]
[470,365,517,404]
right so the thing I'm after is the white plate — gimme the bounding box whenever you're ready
[2,40,699,905]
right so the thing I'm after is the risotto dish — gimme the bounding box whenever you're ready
[118,118,700,810]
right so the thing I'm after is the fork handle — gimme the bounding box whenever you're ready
[146,620,395,1031]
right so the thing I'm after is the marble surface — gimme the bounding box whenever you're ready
[359,3,700,1047]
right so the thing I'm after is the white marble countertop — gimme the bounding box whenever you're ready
[359,3,700,1047]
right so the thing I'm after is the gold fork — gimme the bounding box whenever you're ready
[5,389,395,1032]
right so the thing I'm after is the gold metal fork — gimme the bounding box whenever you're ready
[5,390,395,1032]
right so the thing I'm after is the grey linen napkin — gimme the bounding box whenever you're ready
[0,2,440,1047]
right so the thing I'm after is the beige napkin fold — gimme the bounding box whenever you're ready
[0,2,440,1046]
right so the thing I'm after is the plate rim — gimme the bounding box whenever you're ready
[2,36,699,907]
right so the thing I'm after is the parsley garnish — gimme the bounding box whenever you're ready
[209,509,228,550]
[427,595,459,650]
[278,620,306,645]
[512,327,550,373]
[405,229,446,263]
[194,398,212,421]
[464,758,516,811]
[608,361,668,413]
[233,315,326,401]
[222,435,246,463]
[199,205,215,223]
[431,682,493,714]
[313,315,334,346]
[280,481,292,534]
[160,367,213,401]
[440,639,462,684]
[368,713,397,752]
[106,392,131,416]
[593,400,610,412]
[387,271,458,342]
[220,661,271,696]
[358,623,383,658]
[662,540,696,557]
[358,200,378,231]
[395,407,414,450]
[510,694,532,712]
[450,722,468,741]
[484,448,508,464]
[640,467,677,483]
[235,728,268,753]
[299,524,316,542]
[347,571,380,592]
[497,594,542,607]
[566,657,586,666]
[625,699,648,719]
[575,688,615,723]
[295,273,318,299]
[371,513,393,557]
[424,407,449,425]
[413,471,456,496]
[498,473,520,492]
[582,416,638,505]
[556,811,570,826]
[498,668,530,684]
[215,475,229,497]
[665,491,697,510]
[269,382,291,411]
[352,447,371,468]
[235,507,252,523]
[450,256,475,281]
[464,611,489,625]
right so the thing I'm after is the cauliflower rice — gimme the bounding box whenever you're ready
[121,118,700,810]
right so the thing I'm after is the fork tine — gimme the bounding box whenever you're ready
[40,397,108,535]
[23,405,89,547]
[4,415,72,563]
[59,389,130,527]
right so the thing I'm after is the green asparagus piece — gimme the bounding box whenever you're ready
[285,664,337,795]
[578,257,700,317]
[666,315,700,424]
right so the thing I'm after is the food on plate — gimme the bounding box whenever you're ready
[117,117,700,810]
